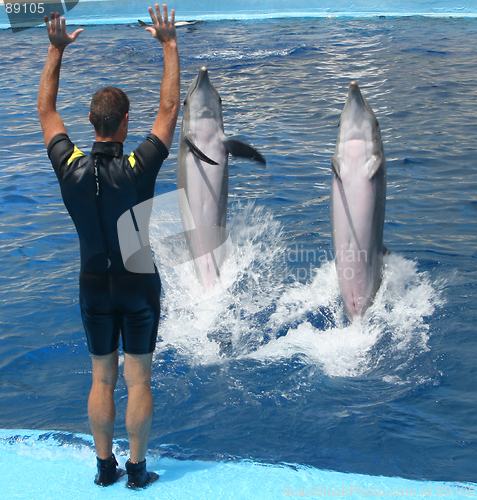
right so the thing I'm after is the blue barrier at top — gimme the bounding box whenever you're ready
[1,0,477,31]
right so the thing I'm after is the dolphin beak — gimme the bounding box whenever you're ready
[346,80,368,113]
[197,66,211,87]
[348,81,363,101]
[189,66,212,96]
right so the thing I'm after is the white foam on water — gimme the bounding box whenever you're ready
[250,254,444,380]
[194,48,296,61]
[150,200,286,365]
[150,200,444,381]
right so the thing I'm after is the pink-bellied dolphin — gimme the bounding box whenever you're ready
[331,81,387,322]
[177,67,265,291]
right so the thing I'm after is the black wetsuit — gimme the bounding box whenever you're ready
[48,133,168,355]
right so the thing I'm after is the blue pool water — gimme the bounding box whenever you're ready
[1,12,477,491]
[1,0,477,29]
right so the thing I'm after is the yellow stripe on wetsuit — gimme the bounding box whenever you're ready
[67,146,85,165]
[66,146,137,168]
[128,152,136,168]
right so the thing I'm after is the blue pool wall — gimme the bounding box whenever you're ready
[1,0,477,29]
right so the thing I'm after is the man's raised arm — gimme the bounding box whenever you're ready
[145,3,180,151]
[37,13,83,148]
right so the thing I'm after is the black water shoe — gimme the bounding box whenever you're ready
[125,459,159,489]
[94,454,125,486]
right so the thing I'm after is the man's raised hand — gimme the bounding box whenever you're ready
[146,4,177,44]
[44,13,83,50]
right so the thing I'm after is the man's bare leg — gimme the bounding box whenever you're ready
[123,352,154,463]
[88,350,119,459]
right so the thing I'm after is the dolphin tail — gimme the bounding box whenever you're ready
[184,135,219,165]
[223,138,266,165]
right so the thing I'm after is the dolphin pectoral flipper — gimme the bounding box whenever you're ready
[223,138,266,165]
[184,134,219,165]
[331,156,341,179]
[365,154,383,179]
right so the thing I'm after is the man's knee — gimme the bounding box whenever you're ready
[91,351,119,387]
[123,352,153,388]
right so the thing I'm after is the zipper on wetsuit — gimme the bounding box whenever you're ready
[94,161,100,196]
[93,154,112,269]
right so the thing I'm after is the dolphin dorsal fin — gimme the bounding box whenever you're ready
[366,154,383,179]
[223,138,266,164]
[185,134,219,166]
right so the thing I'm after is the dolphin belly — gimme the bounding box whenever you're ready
[178,130,229,291]
[330,81,386,322]
[177,67,265,292]
[331,170,384,320]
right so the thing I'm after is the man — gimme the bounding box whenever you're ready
[37,4,180,489]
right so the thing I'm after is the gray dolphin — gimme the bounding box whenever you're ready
[177,67,265,291]
[331,81,387,322]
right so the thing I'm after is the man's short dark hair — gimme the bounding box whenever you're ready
[90,87,130,138]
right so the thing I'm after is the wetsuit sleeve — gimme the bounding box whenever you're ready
[129,134,169,186]
[47,133,83,182]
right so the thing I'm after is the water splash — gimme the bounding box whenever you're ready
[252,254,444,380]
[151,200,286,365]
[151,201,444,382]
